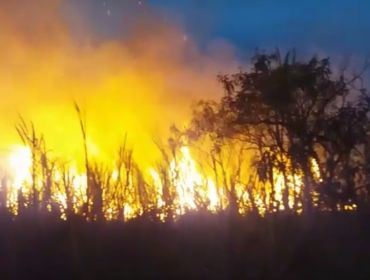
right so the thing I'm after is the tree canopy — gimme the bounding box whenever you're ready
[189,51,370,211]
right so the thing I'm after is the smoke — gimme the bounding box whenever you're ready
[0,0,237,167]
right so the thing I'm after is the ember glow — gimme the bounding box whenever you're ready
[0,1,362,221]
[8,146,32,190]
[2,141,316,219]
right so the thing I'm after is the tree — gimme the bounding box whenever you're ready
[189,50,370,213]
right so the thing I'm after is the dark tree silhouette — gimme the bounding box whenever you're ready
[189,50,370,212]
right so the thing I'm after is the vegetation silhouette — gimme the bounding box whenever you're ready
[0,51,369,279]
[188,50,370,214]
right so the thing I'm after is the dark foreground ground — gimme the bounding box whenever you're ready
[0,211,369,280]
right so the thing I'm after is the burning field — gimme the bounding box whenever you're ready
[0,0,233,220]
[0,0,368,223]
[1,1,370,279]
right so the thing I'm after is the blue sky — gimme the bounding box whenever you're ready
[64,0,370,60]
[151,1,370,54]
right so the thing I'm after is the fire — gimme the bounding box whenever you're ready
[0,0,233,170]
[0,1,360,221]
[8,146,32,189]
[3,143,297,218]
[3,141,358,220]
[149,146,221,218]
[169,146,221,214]
[0,0,237,219]
[6,146,32,212]
[170,146,201,213]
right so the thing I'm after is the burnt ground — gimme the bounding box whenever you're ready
[0,211,369,279]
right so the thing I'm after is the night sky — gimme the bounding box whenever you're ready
[63,0,370,60]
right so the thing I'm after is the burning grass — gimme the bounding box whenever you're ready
[1,52,368,222]
[0,109,357,222]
